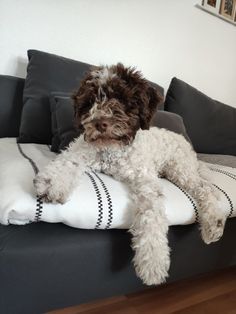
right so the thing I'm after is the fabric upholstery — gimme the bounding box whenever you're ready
[18,50,92,144]
[50,93,80,152]
[0,220,235,314]
[0,75,25,138]
[3,138,236,228]
[151,111,191,144]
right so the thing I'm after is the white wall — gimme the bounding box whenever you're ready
[0,0,235,106]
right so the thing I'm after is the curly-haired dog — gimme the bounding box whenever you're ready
[34,64,227,285]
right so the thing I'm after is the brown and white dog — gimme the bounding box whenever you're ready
[34,64,226,285]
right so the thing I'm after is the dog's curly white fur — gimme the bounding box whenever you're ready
[34,64,227,285]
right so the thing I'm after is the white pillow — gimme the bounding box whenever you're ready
[0,138,235,228]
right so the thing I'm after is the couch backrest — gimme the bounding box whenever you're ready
[0,75,25,138]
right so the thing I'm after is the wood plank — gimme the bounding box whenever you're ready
[48,296,129,314]
[126,267,236,313]
[173,289,236,314]
[47,267,236,314]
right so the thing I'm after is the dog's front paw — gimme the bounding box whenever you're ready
[130,209,170,286]
[33,172,68,204]
[200,210,227,244]
[133,245,170,286]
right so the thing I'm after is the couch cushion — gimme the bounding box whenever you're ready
[50,93,80,152]
[164,77,236,155]
[1,138,235,229]
[0,75,25,137]
[151,111,191,144]
[18,50,92,144]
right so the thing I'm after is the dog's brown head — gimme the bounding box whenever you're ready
[72,63,163,147]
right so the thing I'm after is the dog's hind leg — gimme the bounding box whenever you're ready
[128,175,170,285]
[164,159,227,245]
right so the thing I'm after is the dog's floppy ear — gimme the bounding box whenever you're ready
[139,85,163,130]
[71,96,82,133]
[115,64,163,130]
[72,69,97,132]
[72,83,87,133]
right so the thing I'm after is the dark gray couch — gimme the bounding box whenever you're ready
[0,74,235,314]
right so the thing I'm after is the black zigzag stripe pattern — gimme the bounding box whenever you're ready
[17,141,44,223]
[92,171,113,229]
[213,184,234,218]
[85,171,103,229]
[210,167,235,218]
[170,181,199,223]
[210,167,236,180]
[35,198,43,222]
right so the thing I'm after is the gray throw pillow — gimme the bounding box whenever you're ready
[151,111,191,144]
[50,93,80,153]
[18,50,92,144]
[164,77,236,155]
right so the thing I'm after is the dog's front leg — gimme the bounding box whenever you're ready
[34,140,99,204]
[128,176,170,285]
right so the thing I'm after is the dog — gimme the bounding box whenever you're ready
[34,63,227,285]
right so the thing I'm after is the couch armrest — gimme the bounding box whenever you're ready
[0,75,25,137]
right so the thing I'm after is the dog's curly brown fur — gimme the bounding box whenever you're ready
[72,63,163,145]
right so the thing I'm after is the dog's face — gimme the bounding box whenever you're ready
[73,63,162,147]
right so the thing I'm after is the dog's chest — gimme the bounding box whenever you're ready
[99,148,128,174]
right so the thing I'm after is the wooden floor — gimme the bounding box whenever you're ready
[49,267,236,314]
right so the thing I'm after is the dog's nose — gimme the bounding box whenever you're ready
[95,121,108,133]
